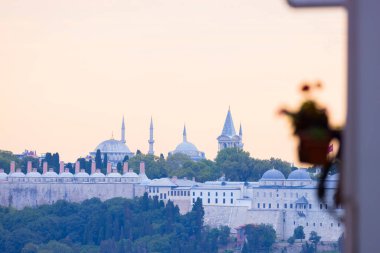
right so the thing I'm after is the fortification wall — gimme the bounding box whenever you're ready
[0,182,146,209]
[203,206,343,241]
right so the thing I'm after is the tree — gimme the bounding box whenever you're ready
[95,149,102,170]
[294,226,305,241]
[215,148,253,181]
[309,231,321,252]
[243,224,276,253]
[300,242,315,253]
[287,236,295,245]
[102,154,108,174]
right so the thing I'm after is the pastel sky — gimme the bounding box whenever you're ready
[0,0,347,164]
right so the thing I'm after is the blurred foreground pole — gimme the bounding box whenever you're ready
[287,0,380,252]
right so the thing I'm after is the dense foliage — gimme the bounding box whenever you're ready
[241,224,276,253]
[0,195,231,253]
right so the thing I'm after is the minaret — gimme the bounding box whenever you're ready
[148,117,155,155]
[183,125,187,142]
[239,123,243,138]
[121,116,126,143]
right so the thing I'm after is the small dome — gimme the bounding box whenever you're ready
[91,172,105,177]
[75,170,90,177]
[10,171,25,177]
[174,141,199,152]
[26,171,42,177]
[107,172,122,177]
[0,171,8,179]
[43,170,58,177]
[261,169,285,180]
[123,172,138,178]
[60,172,74,177]
[288,169,311,180]
[94,139,132,154]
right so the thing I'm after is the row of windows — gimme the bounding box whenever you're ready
[170,190,190,197]
[193,191,234,197]
[293,221,341,227]
[193,198,234,205]
[257,203,314,209]
[256,192,308,198]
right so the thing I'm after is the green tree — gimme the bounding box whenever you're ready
[309,231,321,252]
[95,149,102,170]
[294,226,306,241]
[242,224,276,253]
[215,148,253,181]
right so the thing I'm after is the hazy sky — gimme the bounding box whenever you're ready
[0,0,347,164]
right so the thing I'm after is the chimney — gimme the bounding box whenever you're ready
[27,161,32,173]
[59,161,65,174]
[91,161,96,175]
[43,162,48,174]
[107,162,112,175]
[172,176,178,183]
[139,162,145,175]
[123,162,129,174]
[10,161,15,174]
[75,161,80,174]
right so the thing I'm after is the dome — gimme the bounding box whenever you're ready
[43,170,58,177]
[94,139,132,154]
[261,169,285,181]
[75,170,90,177]
[288,169,311,180]
[174,141,199,152]
[10,171,25,177]
[60,172,74,177]
[123,172,139,178]
[107,172,122,177]
[26,171,42,177]
[0,171,8,179]
[91,172,105,177]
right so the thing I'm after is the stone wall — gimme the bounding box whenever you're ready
[0,182,146,209]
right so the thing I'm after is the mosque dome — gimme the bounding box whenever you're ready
[94,139,132,154]
[261,168,285,181]
[91,172,105,177]
[288,169,312,180]
[169,125,205,161]
[107,171,122,177]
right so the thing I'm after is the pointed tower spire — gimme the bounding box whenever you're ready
[148,117,155,155]
[239,123,243,137]
[121,116,126,143]
[183,125,187,142]
[221,107,236,137]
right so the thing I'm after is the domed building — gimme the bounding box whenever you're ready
[287,169,312,186]
[259,168,286,186]
[90,117,134,164]
[169,125,205,161]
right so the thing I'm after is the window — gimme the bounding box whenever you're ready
[313,223,316,227]
[309,204,312,209]
[263,203,266,208]
[325,204,328,209]
[153,188,155,193]
[290,204,293,209]
[231,192,234,197]
[277,203,279,208]
[258,203,260,208]
[215,198,218,204]
[269,203,271,208]
[174,191,177,196]
[277,194,279,197]
[320,223,322,227]
[331,223,333,227]
[338,223,341,227]
[208,198,210,204]
[223,199,225,204]
[294,221,296,225]
[230,199,233,204]
[192,198,195,203]
[200,192,203,196]
[164,193,167,199]
[160,193,162,199]
[192,192,195,196]
[188,191,190,196]
[320,204,323,209]
[216,192,218,196]
[208,192,210,196]
[157,188,159,193]
[149,187,151,193]
[284,204,287,208]
[306,222,309,226]
[223,192,226,197]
